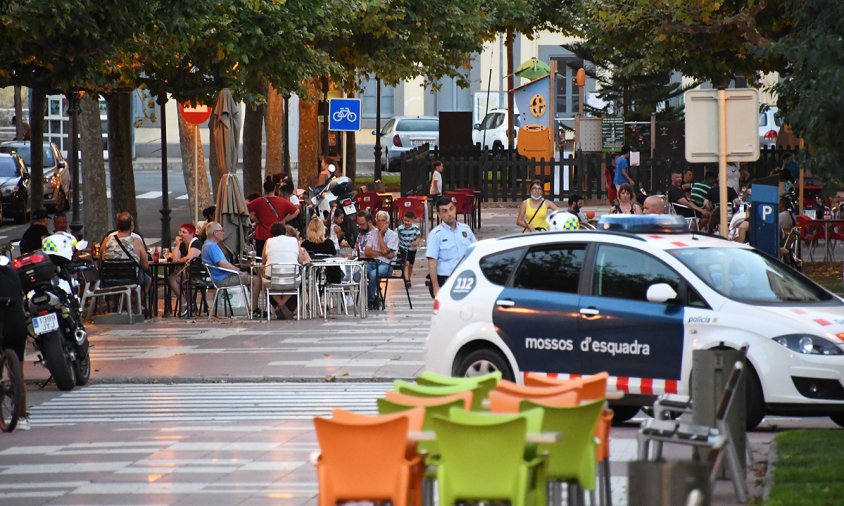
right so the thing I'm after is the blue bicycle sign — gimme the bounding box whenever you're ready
[328,99,361,131]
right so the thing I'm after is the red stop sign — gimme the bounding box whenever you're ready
[179,102,213,125]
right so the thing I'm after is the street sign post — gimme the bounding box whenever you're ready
[329,98,361,177]
[685,89,760,236]
[179,102,212,222]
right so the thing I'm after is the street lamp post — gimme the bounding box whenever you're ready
[373,77,382,180]
[158,93,171,248]
[68,92,82,238]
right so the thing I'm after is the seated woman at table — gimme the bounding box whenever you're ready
[168,223,203,316]
[262,223,311,320]
[301,217,342,284]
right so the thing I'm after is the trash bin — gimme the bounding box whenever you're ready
[627,460,711,506]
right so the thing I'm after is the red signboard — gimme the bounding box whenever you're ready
[178,102,212,125]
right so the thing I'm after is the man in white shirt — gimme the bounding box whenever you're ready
[357,210,399,309]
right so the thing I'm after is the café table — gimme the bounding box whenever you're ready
[148,260,182,317]
[304,258,367,319]
[409,430,561,444]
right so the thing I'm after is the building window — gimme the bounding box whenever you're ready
[551,56,584,117]
[361,77,395,121]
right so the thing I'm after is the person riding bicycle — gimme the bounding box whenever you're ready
[0,258,29,430]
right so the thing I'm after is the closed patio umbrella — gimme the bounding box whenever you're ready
[210,89,249,257]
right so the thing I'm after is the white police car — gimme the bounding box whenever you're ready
[424,215,844,428]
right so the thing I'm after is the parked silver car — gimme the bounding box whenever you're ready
[373,116,439,172]
[0,141,70,213]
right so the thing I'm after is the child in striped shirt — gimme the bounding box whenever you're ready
[397,211,422,287]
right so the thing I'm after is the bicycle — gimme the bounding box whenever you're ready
[331,107,357,122]
[0,348,22,432]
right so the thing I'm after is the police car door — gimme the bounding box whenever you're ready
[492,243,586,375]
[578,244,685,394]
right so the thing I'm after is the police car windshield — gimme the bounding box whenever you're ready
[669,247,837,305]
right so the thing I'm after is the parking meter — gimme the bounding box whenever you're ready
[749,174,780,259]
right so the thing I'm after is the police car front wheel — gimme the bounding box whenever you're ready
[454,347,514,382]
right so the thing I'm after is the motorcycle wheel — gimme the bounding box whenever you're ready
[0,350,23,432]
[40,331,76,391]
[73,342,91,386]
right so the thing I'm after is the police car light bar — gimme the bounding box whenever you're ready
[597,214,689,234]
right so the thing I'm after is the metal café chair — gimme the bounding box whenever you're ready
[263,263,303,321]
[203,263,252,318]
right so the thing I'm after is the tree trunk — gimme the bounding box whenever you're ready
[29,87,46,213]
[79,93,110,241]
[265,83,283,177]
[282,95,291,178]
[506,28,515,151]
[298,96,319,188]
[106,92,138,228]
[177,114,213,224]
[242,79,266,197]
[13,86,23,140]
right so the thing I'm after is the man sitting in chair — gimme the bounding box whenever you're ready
[201,221,261,317]
[668,170,710,228]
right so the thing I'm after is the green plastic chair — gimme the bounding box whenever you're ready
[521,398,604,500]
[415,370,501,403]
[447,406,545,460]
[394,380,485,411]
[431,414,546,506]
[377,396,468,460]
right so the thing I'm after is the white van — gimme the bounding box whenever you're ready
[473,109,521,151]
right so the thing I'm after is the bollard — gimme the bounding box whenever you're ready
[691,348,747,478]
[627,460,710,506]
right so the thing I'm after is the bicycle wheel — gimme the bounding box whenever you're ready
[0,349,23,432]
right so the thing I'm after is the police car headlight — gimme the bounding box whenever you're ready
[773,335,843,355]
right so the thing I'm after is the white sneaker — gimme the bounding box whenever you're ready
[16,416,31,431]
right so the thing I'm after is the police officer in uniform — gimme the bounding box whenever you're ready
[426,196,477,297]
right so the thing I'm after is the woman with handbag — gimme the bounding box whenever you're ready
[516,179,559,233]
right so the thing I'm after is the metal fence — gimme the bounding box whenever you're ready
[400,145,799,203]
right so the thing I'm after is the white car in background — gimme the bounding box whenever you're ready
[759,106,783,147]
[473,108,521,152]
[374,116,439,172]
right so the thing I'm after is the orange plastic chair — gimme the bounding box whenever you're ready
[331,408,426,506]
[331,407,425,458]
[524,371,608,400]
[496,378,583,398]
[314,415,423,506]
[524,372,583,389]
[384,390,473,410]
[489,389,579,413]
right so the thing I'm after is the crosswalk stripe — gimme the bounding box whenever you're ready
[136,191,163,199]
[29,383,391,425]
[176,194,189,200]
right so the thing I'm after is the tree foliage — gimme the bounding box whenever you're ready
[564,42,691,122]
[575,0,792,86]
[770,0,844,175]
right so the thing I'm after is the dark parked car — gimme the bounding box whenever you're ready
[0,153,28,222]
[0,141,70,213]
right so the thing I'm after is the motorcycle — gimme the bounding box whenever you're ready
[12,232,91,391]
[309,167,359,247]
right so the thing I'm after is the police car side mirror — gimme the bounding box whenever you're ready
[646,283,678,304]
[473,123,481,130]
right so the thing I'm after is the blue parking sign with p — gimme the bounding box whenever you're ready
[328,99,361,131]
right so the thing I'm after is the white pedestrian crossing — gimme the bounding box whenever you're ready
[29,383,390,425]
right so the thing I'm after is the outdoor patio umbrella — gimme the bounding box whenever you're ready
[211,89,249,258]
[514,58,550,80]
